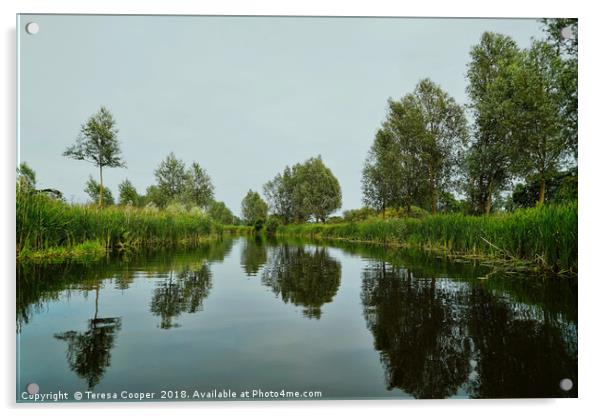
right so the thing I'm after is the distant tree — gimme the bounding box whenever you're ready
[63,107,125,208]
[84,176,115,206]
[118,179,140,206]
[465,32,520,214]
[412,79,468,213]
[207,201,235,225]
[143,184,169,208]
[17,162,36,192]
[185,162,214,208]
[263,166,295,224]
[506,167,577,210]
[291,156,342,223]
[241,190,268,226]
[154,152,187,201]
[508,41,566,205]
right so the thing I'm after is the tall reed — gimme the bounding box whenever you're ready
[17,191,220,259]
[277,202,578,273]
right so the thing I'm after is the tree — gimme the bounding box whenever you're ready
[263,166,295,224]
[17,162,36,192]
[413,79,468,213]
[118,179,140,206]
[464,32,520,214]
[541,19,578,159]
[291,156,342,222]
[185,162,214,208]
[207,201,235,225]
[143,184,168,208]
[362,129,404,217]
[241,190,268,226]
[508,41,566,205]
[63,107,125,208]
[154,152,187,201]
[84,176,114,206]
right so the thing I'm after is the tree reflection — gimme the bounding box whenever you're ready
[465,286,578,398]
[361,260,578,398]
[240,236,268,276]
[261,245,341,319]
[150,263,212,329]
[361,262,471,398]
[54,286,121,390]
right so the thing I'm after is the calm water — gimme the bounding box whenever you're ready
[17,237,577,401]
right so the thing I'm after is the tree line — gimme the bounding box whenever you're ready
[18,19,577,226]
[362,19,577,216]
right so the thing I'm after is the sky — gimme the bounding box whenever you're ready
[18,15,545,216]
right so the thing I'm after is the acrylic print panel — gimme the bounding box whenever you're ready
[16,14,578,402]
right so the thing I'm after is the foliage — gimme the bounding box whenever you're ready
[362,79,468,215]
[507,168,577,210]
[241,189,268,226]
[263,166,295,224]
[84,176,115,206]
[185,162,214,209]
[17,190,221,260]
[154,152,187,201]
[465,32,520,214]
[118,179,140,206]
[265,216,282,236]
[278,202,577,273]
[17,162,37,192]
[207,201,235,225]
[63,107,125,207]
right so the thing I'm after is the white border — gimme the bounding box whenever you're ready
[3,1,600,417]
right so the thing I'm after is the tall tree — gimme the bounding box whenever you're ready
[118,179,140,206]
[413,79,468,213]
[63,107,125,207]
[465,32,520,214]
[154,152,187,201]
[263,166,295,224]
[184,162,214,208]
[362,129,404,217]
[291,156,342,223]
[508,41,566,204]
[241,190,268,226]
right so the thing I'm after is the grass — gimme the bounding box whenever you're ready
[17,191,228,262]
[277,202,577,274]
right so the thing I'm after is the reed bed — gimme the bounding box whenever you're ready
[278,202,577,273]
[17,192,222,261]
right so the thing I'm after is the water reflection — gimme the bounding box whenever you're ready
[361,260,578,398]
[54,286,122,390]
[261,244,341,319]
[240,236,268,276]
[150,263,212,329]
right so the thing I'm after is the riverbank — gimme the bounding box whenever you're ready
[16,192,252,263]
[276,203,577,274]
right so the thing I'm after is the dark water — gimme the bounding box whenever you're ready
[17,237,577,401]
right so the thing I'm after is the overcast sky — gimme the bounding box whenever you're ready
[18,15,545,216]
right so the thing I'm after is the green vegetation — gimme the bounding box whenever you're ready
[276,202,577,273]
[16,19,577,275]
[16,190,232,262]
[263,155,342,223]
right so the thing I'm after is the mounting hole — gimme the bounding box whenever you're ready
[25,22,39,35]
[559,378,573,391]
[26,383,39,395]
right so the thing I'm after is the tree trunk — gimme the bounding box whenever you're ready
[99,165,104,208]
[382,202,386,219]
[431,187,437,214]
[538,176,546,205]
[485,185,493,215]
